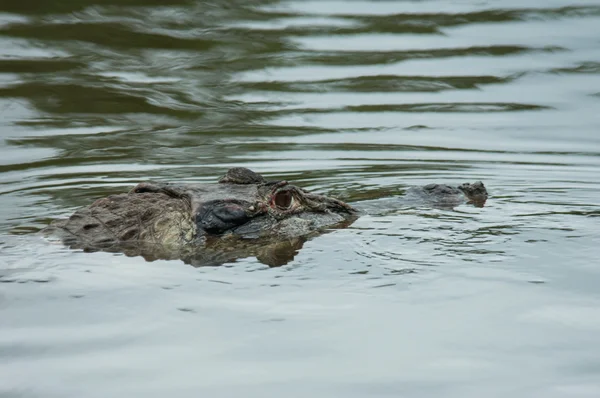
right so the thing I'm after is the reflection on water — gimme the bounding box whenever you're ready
[1,0,600,397]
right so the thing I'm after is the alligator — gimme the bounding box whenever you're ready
[42,167,488,266]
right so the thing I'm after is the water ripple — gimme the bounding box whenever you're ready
[1,1,600,396]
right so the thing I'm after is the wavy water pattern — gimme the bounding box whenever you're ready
[1,1,600,397]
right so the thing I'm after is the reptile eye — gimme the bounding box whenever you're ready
[274,190,293,210]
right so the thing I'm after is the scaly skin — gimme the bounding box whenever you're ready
[42,167,487,266]
[43,168,357,256]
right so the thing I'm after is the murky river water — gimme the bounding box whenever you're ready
[1,1,600,397]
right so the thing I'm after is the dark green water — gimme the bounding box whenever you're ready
[1,1,600,397]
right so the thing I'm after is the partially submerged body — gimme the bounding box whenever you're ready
[406,181,488,209]
[43,167,488,266]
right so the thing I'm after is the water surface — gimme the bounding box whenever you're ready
[1,1,600,397]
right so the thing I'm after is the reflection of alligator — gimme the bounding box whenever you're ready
[42,167,488,267]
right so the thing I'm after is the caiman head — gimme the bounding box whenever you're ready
[45,168,357,256]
